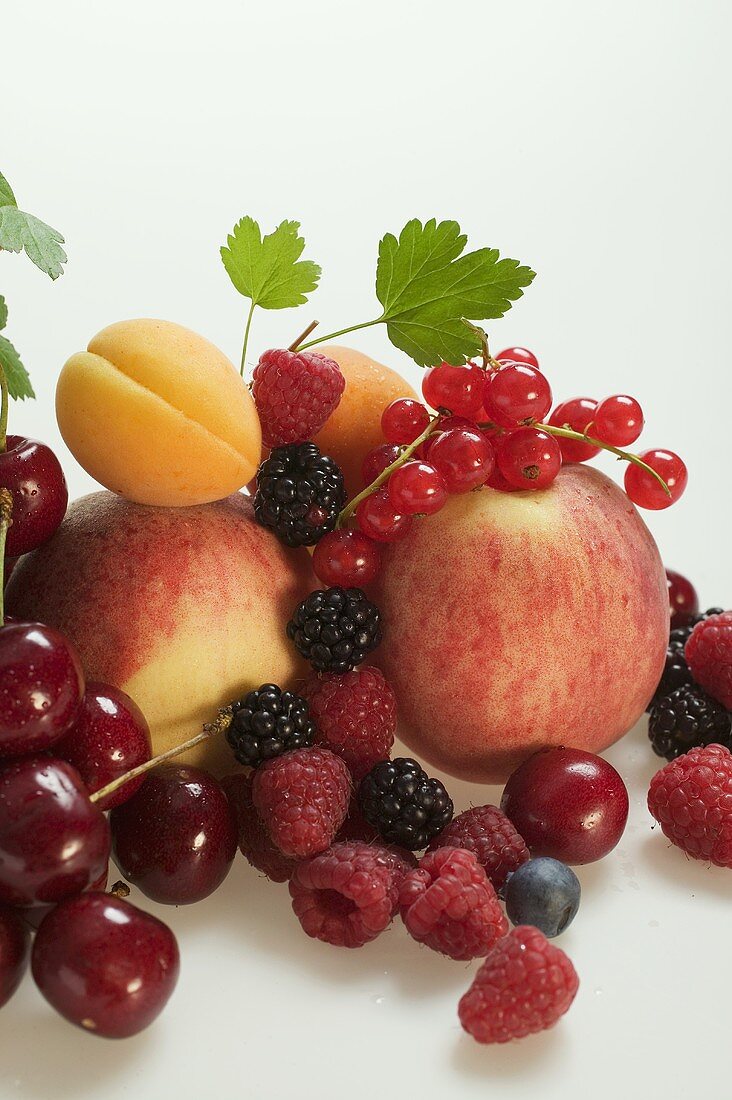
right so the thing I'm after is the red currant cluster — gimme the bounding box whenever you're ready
[313,344,687,589]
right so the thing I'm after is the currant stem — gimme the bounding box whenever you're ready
[338,414,442,527]
[538,423,671,496]
[298,317,382,350]
[0,364,8,453]
[0,489,12,627]
[288,320,320,352]
[89,707,233,805]
[240,301,256,376]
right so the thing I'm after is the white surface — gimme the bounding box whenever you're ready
[1,1,731,1097]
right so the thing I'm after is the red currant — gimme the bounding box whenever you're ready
[388,461,448,516]
[361,443,402,486]
[496,428,562,490]
[666,568,699,629]
[422,362,485,417]
[593,395,644,447]
[356,487,412,542]
[312,529,381,586]
[624,449,687,510]
[495,346,539,368]
[428,428,495,493]
[381,399,430,445]
[484,363,552,429]
[548,398,601,462]
[486,464,520,492]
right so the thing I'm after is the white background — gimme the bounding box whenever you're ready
[2,1,731,1097]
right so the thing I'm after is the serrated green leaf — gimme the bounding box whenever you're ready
[0,296,7,331]
[0,334,35,400]
[0,207,67,280]
[374,218,535,367]
[221,217,320,310]
[0,171,17,208]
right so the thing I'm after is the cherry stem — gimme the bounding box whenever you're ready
[338,414,443,527]
[89,707,233,805]
[288,320,320,352]
[0,489,12,626]
[0,363,7,453]
[109,881,130,900]
[538,422,671,496]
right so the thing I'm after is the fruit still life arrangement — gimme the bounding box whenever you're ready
[1,166,730,1048]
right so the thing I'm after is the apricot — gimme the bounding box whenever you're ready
[313,345,417,498]
[56,319,261,507]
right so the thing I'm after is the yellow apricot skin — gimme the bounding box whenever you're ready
[56,318,262,507]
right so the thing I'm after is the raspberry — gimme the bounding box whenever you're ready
[399,847,508,961]
[254,443,346,548]
[647,743,732,866]
[335,801,380,844]
[252,348,345,449]
[359,758,453,850]
[289,841,412,948]
[428,804,529,891]
[220,773,296,883]
[458,925,579,1044]
[251,747,351,859]
[301,666,396,779]
[287,587,382,673]
[648,684,731,760]
[226,684,315,767]
[686,611,732,709]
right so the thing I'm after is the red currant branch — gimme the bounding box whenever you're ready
[0,489,12,626]
[89,707,234,805]
[338,414,443,527]
[538,423,672,496]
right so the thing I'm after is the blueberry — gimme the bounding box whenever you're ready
[504,857,580,938]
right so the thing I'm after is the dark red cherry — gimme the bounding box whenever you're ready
[54,682,152,811]
[0,756,111,907]
[32,892,179,1038]
[0,436,68,557]
[0,904,31,1008]
[111,765,237,904]
[0,622,85,756]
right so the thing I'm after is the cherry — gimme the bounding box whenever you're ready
[666,568,699,629]
[356,487,413,542]
[624,449,687,510]
[32,892,179,1038]
[54,682,152,811]
[548,398,601,463]
[111,764,237,905]
[593,395,644,447]
[496,427,562,490]
[0,436,68,557]
[422,362,485,418]
[0,756,111,907]
[500,748,629,865]
[312,529,381,587]
[361,443,402,486]
[494,346,539,368]
[428,428,495,493]
[0,904,30,1008]
[381,399,430,445]
[483,363,552,429]
[388,461,448,515]
[0,621,85,756]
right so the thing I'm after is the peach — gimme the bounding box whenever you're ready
[5,492,313,775]
[373,464,668,783]
[314,345,417,498]
[56,319,261,507]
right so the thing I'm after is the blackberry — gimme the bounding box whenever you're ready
[226,684,315,767]
[648,683,732,760]
[287,587,382,673]
[253,442,346,547]
[358,757,454,850]
[647,635,693,711]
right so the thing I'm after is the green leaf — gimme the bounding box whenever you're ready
[0,171,17,208]
[0,295,7,331]
[221,217,320,310]
[0,334,35,400]
[0,207,67,280]
[375,218,535,367]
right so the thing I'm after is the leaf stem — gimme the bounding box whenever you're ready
[338,414,442,527]
[240,301,256,376]
[298,317,382,351]
[89,707,233,805]
[0,363,7,453]
[0,489,12,626]
[538,423,671,496]
[289,319,320,352]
